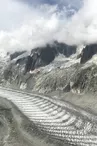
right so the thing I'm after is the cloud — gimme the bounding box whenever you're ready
[64,0,97,45]
[1,0,97,54]
[0,0,80,53]
[18,0,81,6]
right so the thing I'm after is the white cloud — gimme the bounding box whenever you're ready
[63,0,97,45]
[0,0,97,54]
[0,0,68,53]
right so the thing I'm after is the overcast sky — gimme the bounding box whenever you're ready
[0,0,97,54]
[19,0,82,7]
[0,0,82,31]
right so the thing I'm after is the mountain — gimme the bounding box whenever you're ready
[1,41,97,146]
[80,44,97,64]
[1,41,97,97]
[7,41,76,73]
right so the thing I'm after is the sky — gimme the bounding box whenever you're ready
[0,0,81,30]
[0,0,97,54]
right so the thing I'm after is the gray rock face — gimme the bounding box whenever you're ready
[2,42,97,95]
[24,42,76,73]
[80,44,97,64]
[10,51,26,60]
[9,42,76,73]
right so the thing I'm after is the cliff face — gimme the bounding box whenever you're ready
[2,42,97,96]
[80,44,97,64]
[9,42,76,73]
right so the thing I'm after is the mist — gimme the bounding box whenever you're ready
[0,0,96,54]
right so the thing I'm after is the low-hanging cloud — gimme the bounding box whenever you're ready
[0,0,97,54]
[64,0,97,45]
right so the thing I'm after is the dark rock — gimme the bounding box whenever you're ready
[4,69,12,80]
[25,42,77,73]
[80,44,97,64]
[15,57,27,65]
[54,41,76,57]
[10,51,26,60]
[6,42,77,74]
[40,46,56,64]
[77,53,82,59]
[63,84,71,92]
[25,56,33,73]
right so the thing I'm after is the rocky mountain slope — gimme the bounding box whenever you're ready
[1,41,97,95]
[0,41,97,99]
[1,41,97,146]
